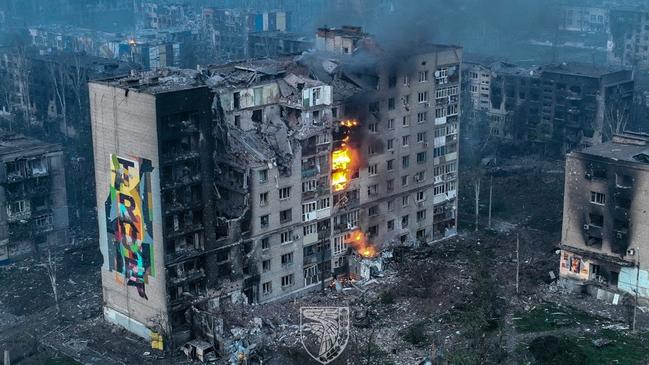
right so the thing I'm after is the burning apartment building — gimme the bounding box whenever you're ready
[463,58,634,153]
[560,132,649,303]
[0,132,68,263]
[88,40,462,349]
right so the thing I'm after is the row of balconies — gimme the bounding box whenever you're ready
[5,184,49,200]
[165,245,205,266]
[164,200,203,215]
[168,268,206,286]
[161,174,201,191]
[165,223,204,239]
[160,151,200,165]
[5,167,49,184]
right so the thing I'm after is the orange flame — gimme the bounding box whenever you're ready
[331,119,359,192]
[340,119,359,128]
[347,230,378,258]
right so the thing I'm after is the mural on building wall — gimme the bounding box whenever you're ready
[105,154,155,299]
[560,251,590,278]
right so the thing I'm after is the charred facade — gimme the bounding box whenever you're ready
[463,58,634,153]
[560,132,649,302]
[0,132,68,263]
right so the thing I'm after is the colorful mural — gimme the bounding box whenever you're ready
[105,154,154,299]
[560,250,589,279]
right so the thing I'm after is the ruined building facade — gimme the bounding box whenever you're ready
[560,133,649,302]
[89,44,462,348]
[315,26,372,55]
[609,7,649,69]
[342,45,463,250]
[463,59,634,153]
[0,133,68,263]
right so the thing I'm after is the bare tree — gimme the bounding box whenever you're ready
[604,86,632,141]
[11,35,33,127]
[472,171,482,232]
[48,60,68,139]
[66,53,88,125]
[604,103,629,139]
[38,246,61,317]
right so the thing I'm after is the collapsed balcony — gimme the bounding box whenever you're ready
[161,161,201,191]
[165,232,206,265]
[5,179,50,200]
[3,157,50,183]
[303,240,332,266]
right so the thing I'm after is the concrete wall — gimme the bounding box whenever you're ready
[47,150,69,246]
[561,151,649,298]
[356,47,462,247]
[562,153,649,262]
[89,82,168,338]
[248,144,306,302]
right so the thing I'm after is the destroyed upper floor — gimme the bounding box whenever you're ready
[573,132,649,165]
[0,132,61,184]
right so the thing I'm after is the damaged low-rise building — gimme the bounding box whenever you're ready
[88,39,463,353]
[0,132,68,263]
[560,132,649,303]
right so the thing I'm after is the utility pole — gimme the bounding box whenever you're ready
[633,246,640,332]
[516,234,520,295]
[474,178,480,232]
[320,241,326,293]
[488,174,493,230]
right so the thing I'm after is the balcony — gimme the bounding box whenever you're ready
[302,190,316,201]
[162,174,201,191]
[316,208,331,219]
[7,209,31,223]
[303,232,318,245]
[169,269,206,286]
[6,184,49,200]
[164,200,202,215]
[165,223,204,239]
[5,168,49,184]
[161,151,200,165]
[302,167,318,179]
[303,251,332,266]
[35,217,54,233]
[165,247,205,266]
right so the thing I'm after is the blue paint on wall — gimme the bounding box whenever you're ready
[618,267,649,298]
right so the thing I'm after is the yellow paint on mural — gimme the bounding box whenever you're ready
[150,332,164,350]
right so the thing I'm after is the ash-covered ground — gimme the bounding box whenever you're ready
[1,156,648,365]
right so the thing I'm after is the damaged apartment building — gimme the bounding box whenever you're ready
[0,132,68,263]
[463,57,634,153]
[88,41,462,350]
[609,6,649,69]
[560,132,649,304]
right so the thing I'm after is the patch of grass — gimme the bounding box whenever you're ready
[446,351,481,365]
[529,336,587,365]
[522,330,649,365]
[572,329,649,365]
[45,357,83,365]
[400,320,428,346]
[379,290,395,305]
[514,302,599,333]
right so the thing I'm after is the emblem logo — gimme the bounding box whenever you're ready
[300,306,350,364]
